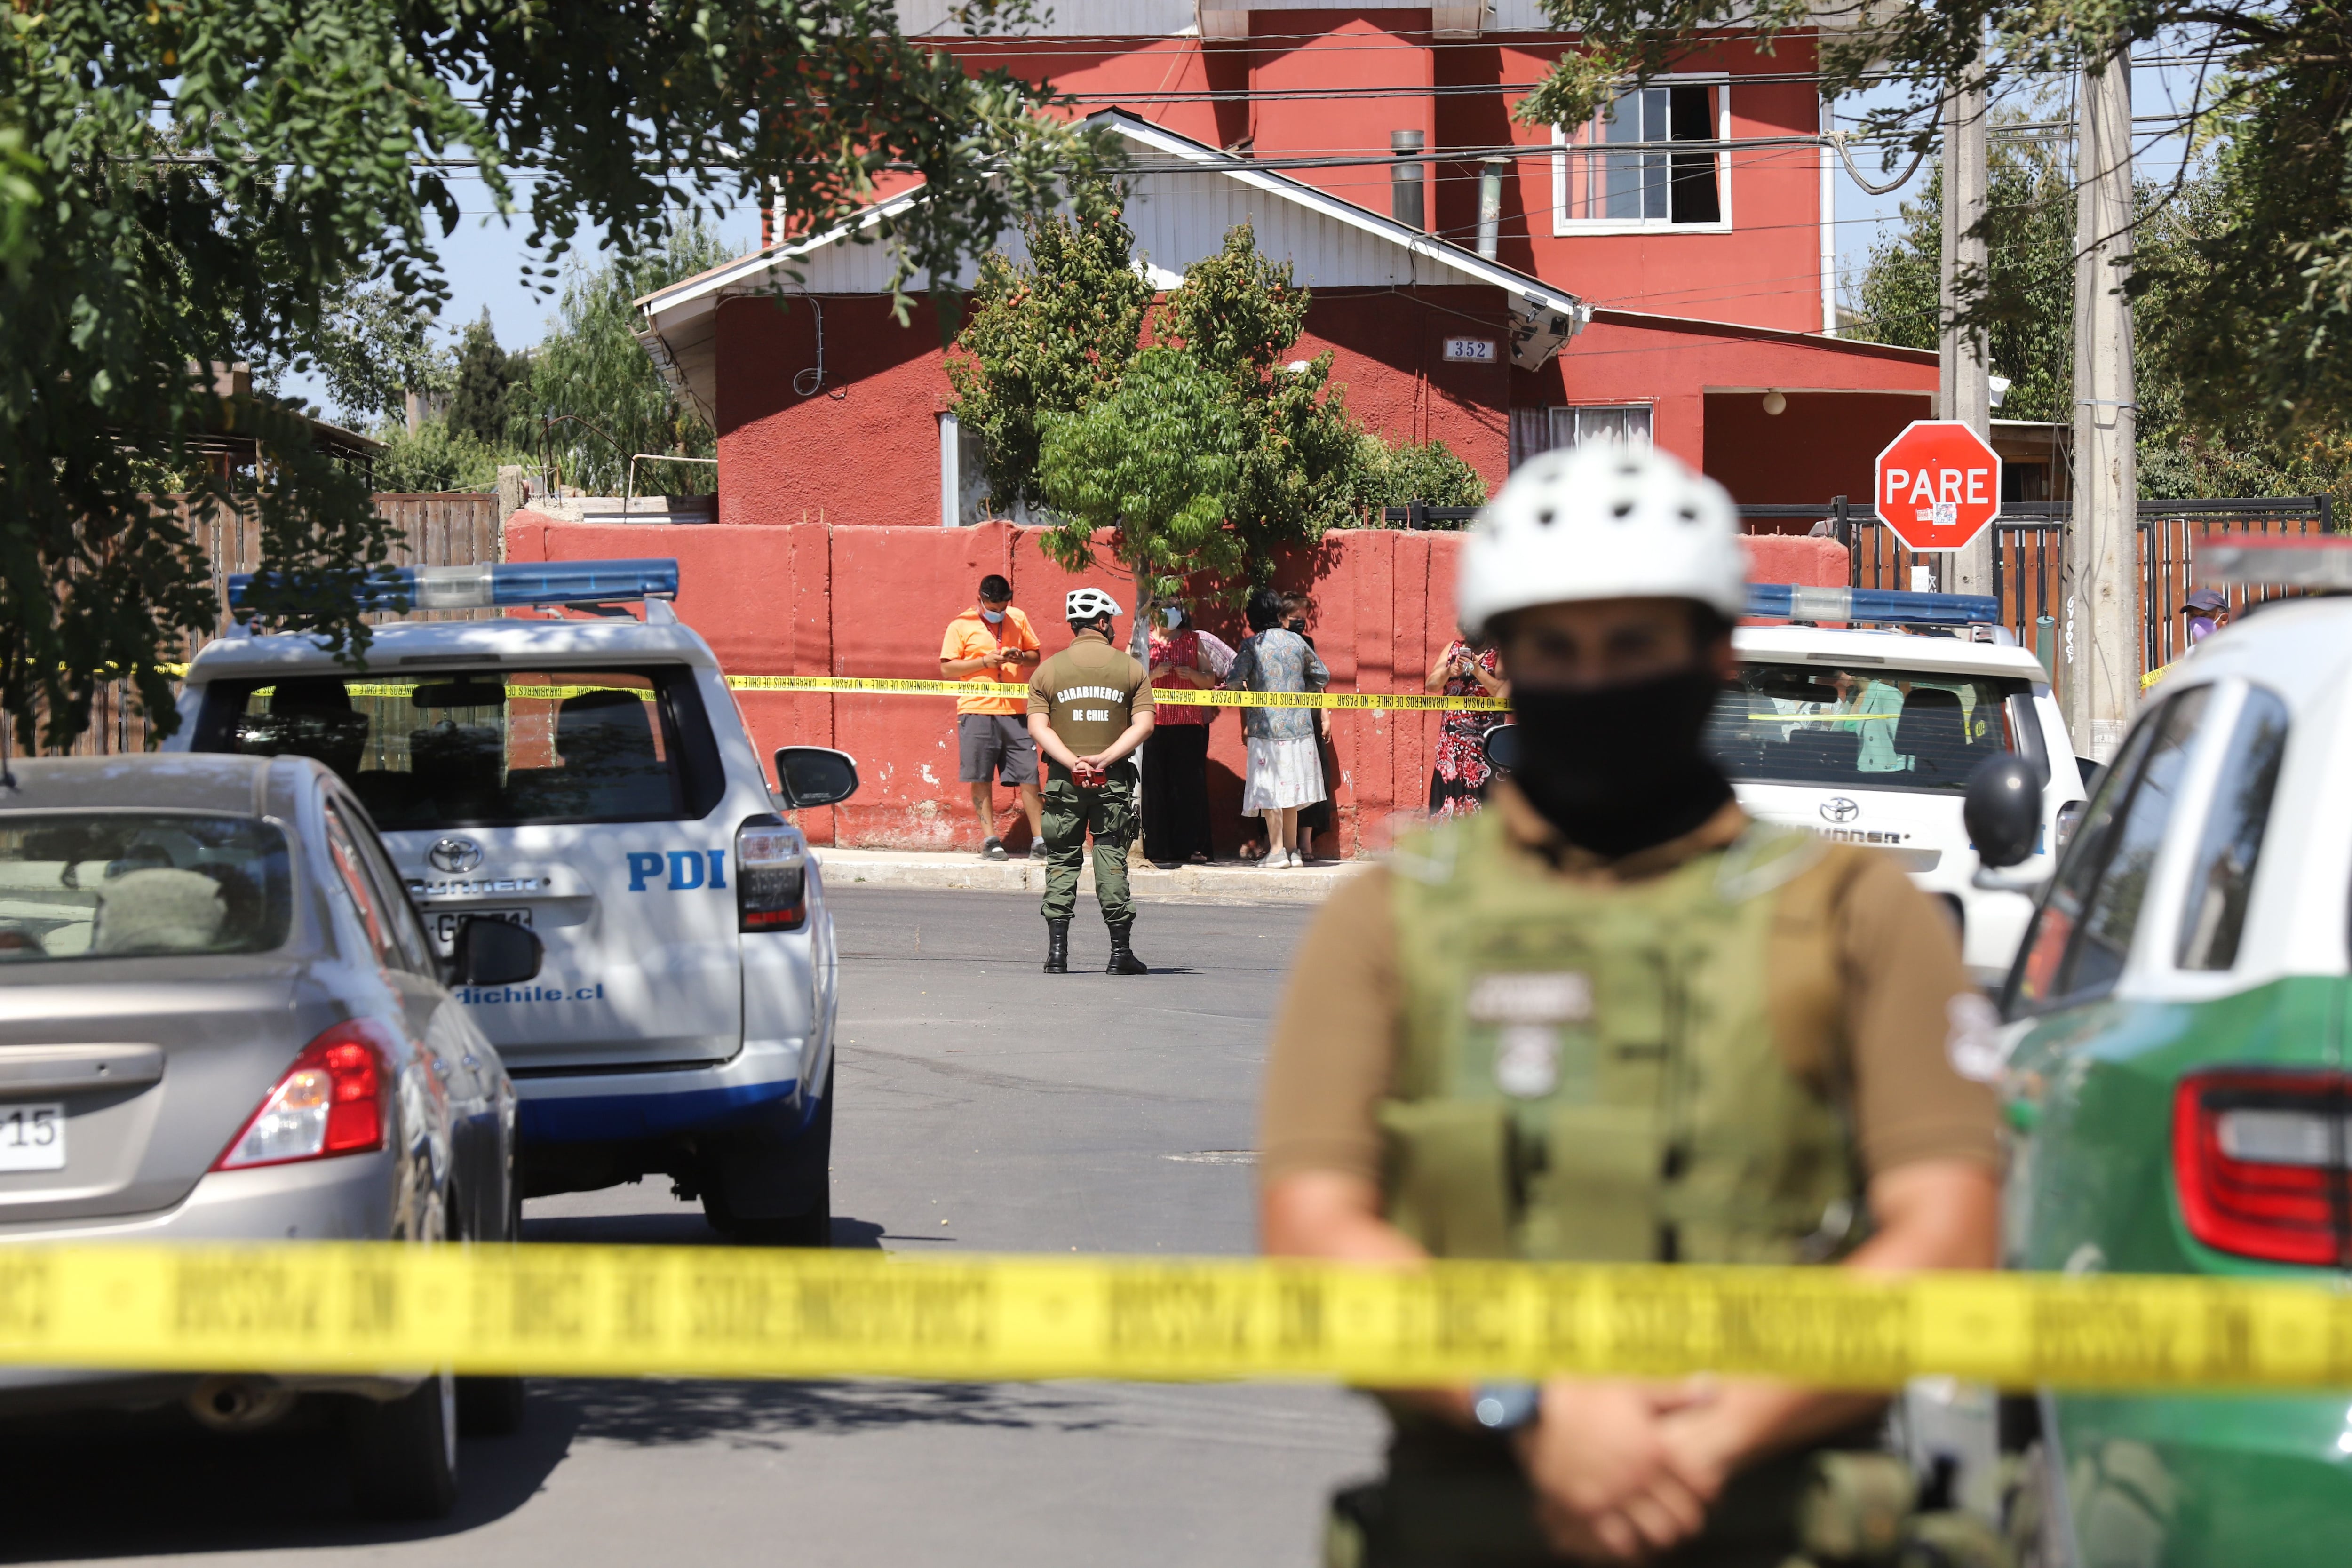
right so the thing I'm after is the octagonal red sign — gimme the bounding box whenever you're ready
[1874,420,2002,552]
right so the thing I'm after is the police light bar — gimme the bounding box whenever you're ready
[2198,534,2352,590]
[1745,583,2000,627]
[228,559,681,612]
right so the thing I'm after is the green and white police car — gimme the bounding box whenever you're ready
[1983,537,2352,1565]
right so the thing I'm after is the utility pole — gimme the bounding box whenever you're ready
[2066,46,2140,761]
[1939,60,1994,599]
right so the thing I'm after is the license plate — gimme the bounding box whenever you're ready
[0,1104,64,1171]
[433,907,532,950]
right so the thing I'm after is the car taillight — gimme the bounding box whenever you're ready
[737,817,807,931]
[213,1021,393,1171]
[2171,1070,2351,1266]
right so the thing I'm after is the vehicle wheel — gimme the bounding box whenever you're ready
[702,1066,832,1248]
[457,1374,526,1436]
[348,1369,459,1520]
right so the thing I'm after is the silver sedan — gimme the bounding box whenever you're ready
[0,753,537,1518]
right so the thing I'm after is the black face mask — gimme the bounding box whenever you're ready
[1507,667,1732,859]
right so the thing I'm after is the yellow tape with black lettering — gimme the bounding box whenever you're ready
[0,1245,2348,1391]
[723,676,1506,712]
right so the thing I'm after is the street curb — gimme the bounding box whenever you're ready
[812,847,1352,905]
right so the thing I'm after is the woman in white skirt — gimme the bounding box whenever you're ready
[1225,587,1330,867]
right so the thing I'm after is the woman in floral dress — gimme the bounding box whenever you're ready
[1424,634,1507,818]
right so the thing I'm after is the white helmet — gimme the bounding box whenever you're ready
[1457,443,1745,636]
[1065,587,1123,622]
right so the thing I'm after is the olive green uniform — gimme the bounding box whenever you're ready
[1264,788,1999,1568]
[1027,632,1154,924]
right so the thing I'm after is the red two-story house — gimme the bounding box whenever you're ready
[635,1,1938,528]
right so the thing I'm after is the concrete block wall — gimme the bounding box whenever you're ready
[504,514,1847,856]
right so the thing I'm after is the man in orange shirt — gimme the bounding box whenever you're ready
[940,573,1045,860]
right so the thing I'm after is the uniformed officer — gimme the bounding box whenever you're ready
[1028,587,1156,975]
[1258,445,2002,1566]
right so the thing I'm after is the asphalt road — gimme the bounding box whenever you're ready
[1,887,1383,1567]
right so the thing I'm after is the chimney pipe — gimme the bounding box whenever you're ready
[1391,130,1426,231]
[1476,157,1507,258]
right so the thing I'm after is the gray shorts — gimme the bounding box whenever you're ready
[957,713,1038,786]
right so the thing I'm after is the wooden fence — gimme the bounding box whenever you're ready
[57,493,501,756]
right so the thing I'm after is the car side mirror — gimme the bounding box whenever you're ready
[1964,755,2042,870]
[774,747,860,809]
[450,915,542,988]
[1482,724,1520,774]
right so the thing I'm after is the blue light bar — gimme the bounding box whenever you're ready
[229,559,680,613]
[1745,582,1999,627]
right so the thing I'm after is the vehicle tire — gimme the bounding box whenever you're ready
[702,1065,832,1248]
[457,1374,526,1437]
[348,1369,459,1520]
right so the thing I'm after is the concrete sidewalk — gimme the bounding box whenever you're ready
[811,845,1354,905]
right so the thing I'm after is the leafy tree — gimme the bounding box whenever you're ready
[1348,437,1490,518]
[0,0,1111,750]
[1526,0,2352,445]
[1847,134,2074,424]
[310,276,447,429]
[449,313,531,448]
[1035,349,1247,655]
[946,190,1152,514]
[370,419,516,494]
[1160,223,1367,563]
[527,221,737,495]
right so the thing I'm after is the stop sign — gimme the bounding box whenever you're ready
[1874,420,2002,552]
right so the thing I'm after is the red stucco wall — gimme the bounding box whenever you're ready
[1703,390,1937,508]
[506,515,1848,857]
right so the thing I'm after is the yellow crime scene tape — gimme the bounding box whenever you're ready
[7,1244,2352,1392]
[723,676,1507,711]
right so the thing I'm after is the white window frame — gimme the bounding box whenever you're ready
[1550,74,1732,237]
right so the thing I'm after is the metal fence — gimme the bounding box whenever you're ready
[1751,496,2337,676]
[51,492,503,757]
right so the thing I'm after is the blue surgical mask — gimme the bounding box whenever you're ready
[1163,607,1183,629]
[980,607,1005,625]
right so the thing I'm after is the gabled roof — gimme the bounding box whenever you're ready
[635,109,1593,420]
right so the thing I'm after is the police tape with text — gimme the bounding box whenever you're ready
[6,1245,2352,1391]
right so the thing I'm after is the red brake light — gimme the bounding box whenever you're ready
[737,820,807,931]
[2171,1069,2350,1266]
[213,1020,394,1171]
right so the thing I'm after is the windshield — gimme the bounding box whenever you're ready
[1706,661,2028,794]
[200,667,719,831]
[0,813,293,963]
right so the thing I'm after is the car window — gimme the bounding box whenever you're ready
[2175,686,2290,971]
[329,798,434,974]
[0,813,292,963]
[322,802,404,972]
[1708,663,2028,794]
[2008,685,2212,1012]
[197,665,724,830]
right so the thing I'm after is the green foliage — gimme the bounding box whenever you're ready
[525,222,734,494]
[1161,224,1366,560]
[946,190,1151,513]
[0,0,1111,750]
[1035,348,1247,647]
[369,419,519,494]
[1532,0,2352,445]
[1347,437,1490,518]
[313,277,447,428]
[1847,135,2074,424]
[450,313,531,448]
[1849,133,2352,502]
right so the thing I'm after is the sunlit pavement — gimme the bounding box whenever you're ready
[0,887,1381,1568]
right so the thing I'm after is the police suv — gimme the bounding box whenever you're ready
[167,559,858,1244]
[1715,584,2088,984]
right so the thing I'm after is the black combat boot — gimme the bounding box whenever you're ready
[1104,918,1149,976]
[1043,918,1070,974]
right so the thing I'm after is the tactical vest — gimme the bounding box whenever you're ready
[1382,810,1865,1265]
